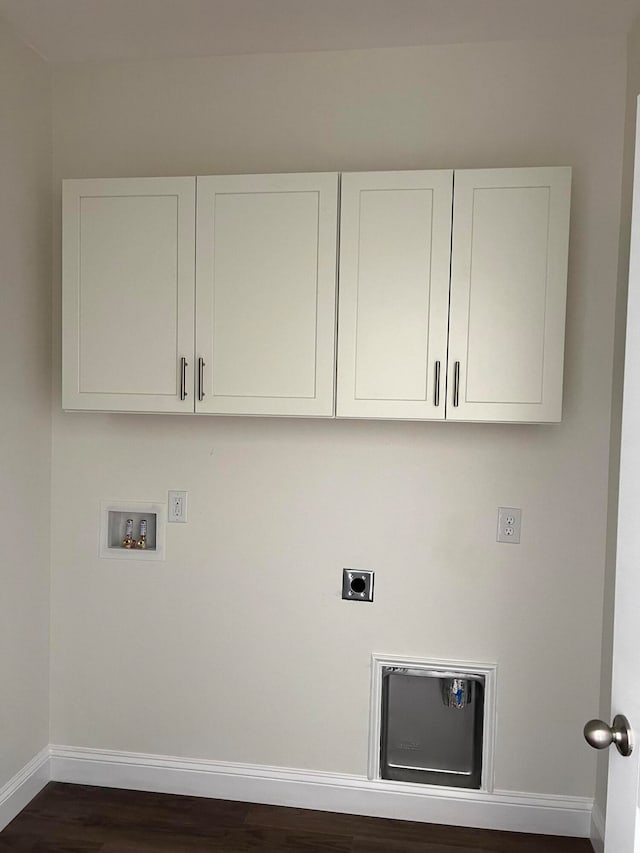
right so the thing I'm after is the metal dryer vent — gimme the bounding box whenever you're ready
[380,666,485,789]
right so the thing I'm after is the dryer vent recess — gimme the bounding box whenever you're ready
[381,666,485,789]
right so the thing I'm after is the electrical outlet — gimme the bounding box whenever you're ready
[168,490,188,523]
[342,569,374,602]
[497,507,521,544]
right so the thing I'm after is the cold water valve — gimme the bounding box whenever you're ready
[442,677,470,710]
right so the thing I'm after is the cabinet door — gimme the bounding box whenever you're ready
[62,177,196,412]
[195,173,338,416]
[447,167,571,423]
[336,171,453,419]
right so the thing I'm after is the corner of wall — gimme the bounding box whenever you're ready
[0,11,53,790]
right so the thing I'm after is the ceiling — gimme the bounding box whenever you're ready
[0,0,639,64]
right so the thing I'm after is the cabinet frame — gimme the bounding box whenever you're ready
[446,167,571,423]
[336,170,454,421]
[194,172,339,417]
[62,176,196,413]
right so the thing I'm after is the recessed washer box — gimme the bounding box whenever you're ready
[99,500,166,560]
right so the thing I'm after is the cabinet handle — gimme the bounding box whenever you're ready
[434,361,441,407]
[198,357,205,402]
[179,357,188,400]
[453,361,460,407]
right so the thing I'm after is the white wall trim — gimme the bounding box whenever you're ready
[368,654,497,792]
[0,747,50,832]
[590,802,605,853]
[50,744,592,837]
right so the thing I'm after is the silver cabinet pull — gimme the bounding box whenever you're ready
[179,356,188,400]
[453,361,460,407]
[198,357,205,402]
[434,361,441,407]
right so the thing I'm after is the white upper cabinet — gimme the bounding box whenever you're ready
[337,171,454,420]
[336,166,571,423]
[62,177,196,413]
[195,173,339,416]
[61,166,570,422]
[447,167,571,422]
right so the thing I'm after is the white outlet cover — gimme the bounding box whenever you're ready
[168,490,188,523]
[497,507,522,544]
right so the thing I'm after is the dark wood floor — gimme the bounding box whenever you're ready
[0,783,592,852]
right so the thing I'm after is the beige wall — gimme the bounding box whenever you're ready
[0,18,51,786]
[594,14,640,823]
[50,37,625,797]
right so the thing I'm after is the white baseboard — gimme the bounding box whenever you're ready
[591,802,605,853]
[0,747,50,832]
[50,744,592,838]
